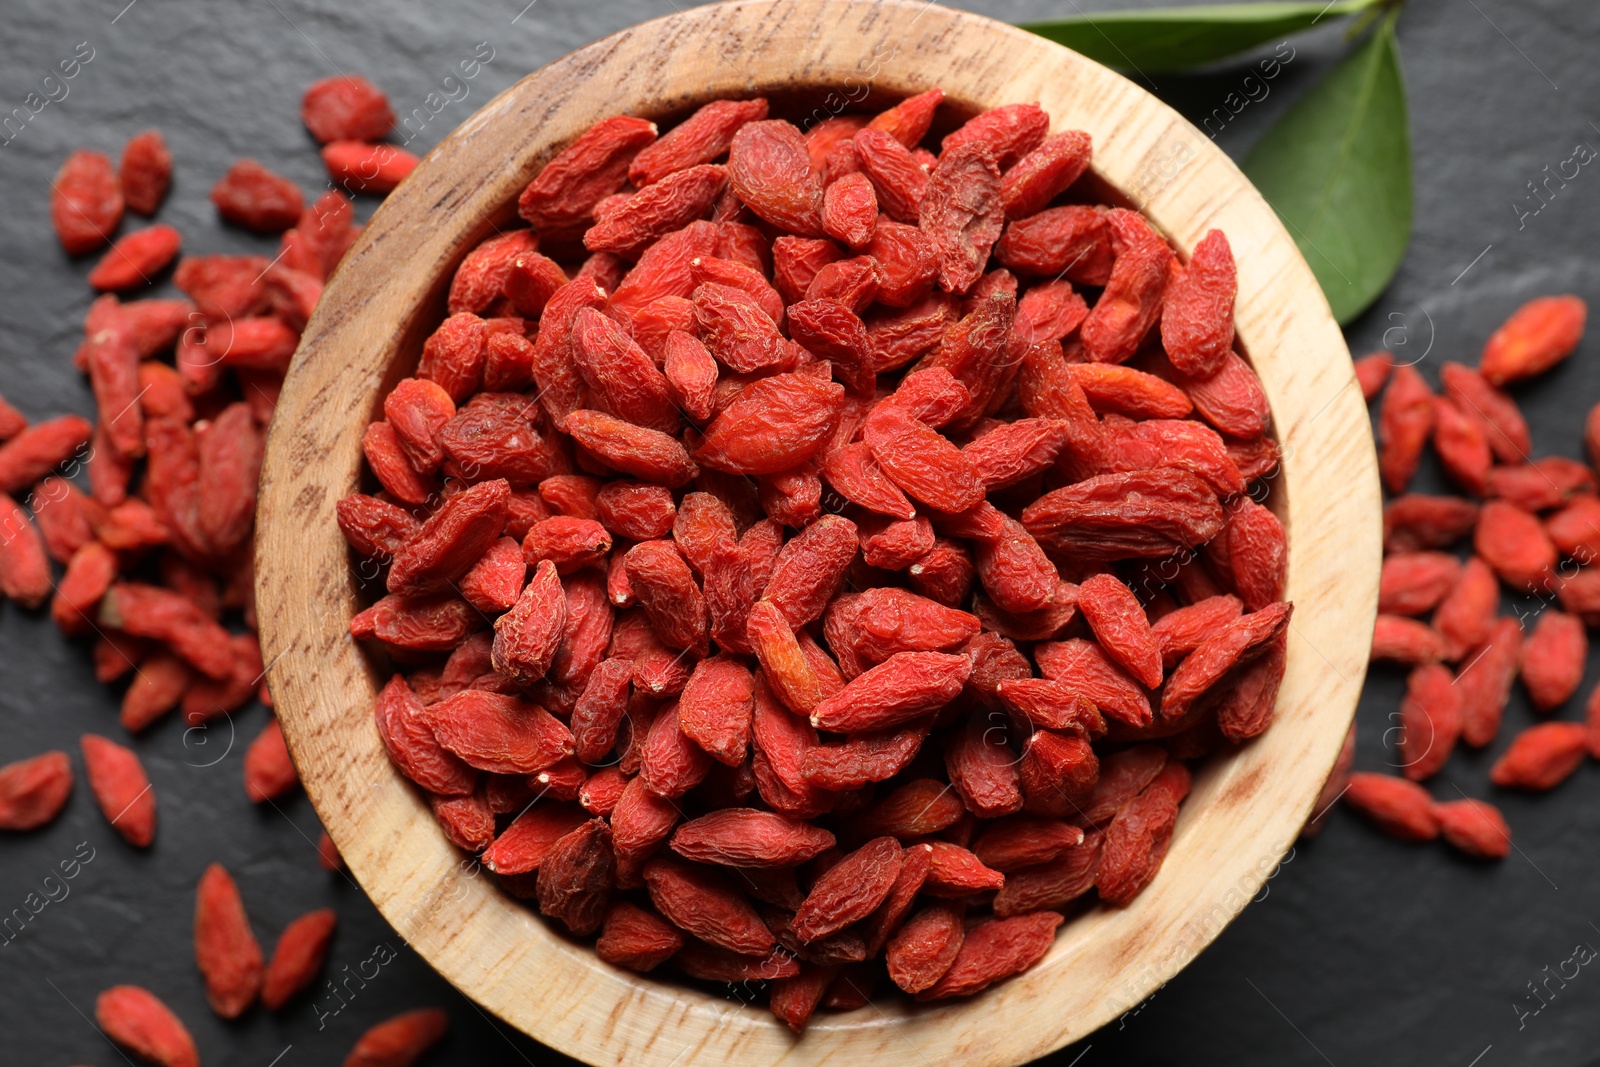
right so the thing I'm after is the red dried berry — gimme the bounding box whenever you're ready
[342,1008,450,1067]
[0,750,73,830]
[1491,722,1587,791]
[727,119,825,236]
[1397,663,1461,782]
[262,908,338,1010]
[96,986,199,1067]
[519,115,658,235]
[212,159,304,233]
[301,75,395,143]
[630,97,768,187]
[81,733,156,846]
[1343,772,1439,841]
[1378,364,1435,494]
[194,863,263,1018]
[1479,295,1586,385]
[120,130,172,216]
[53,150,123,256]
[1431,799,1510,860]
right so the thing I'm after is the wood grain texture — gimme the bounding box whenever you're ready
[255,1,1381,1064]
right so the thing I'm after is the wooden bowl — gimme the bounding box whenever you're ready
[256,1,1380,1063]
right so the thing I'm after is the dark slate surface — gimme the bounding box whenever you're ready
[1,1,1597,1064]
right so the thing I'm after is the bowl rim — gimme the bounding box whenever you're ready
[257,1,1381,1064]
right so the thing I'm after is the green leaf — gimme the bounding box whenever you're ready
[1021,0,1379,74]
[1242,10,1411,323]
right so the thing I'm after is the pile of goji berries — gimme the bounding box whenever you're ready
[1336,295,1597,860]
[344,87,1293,1031]
[0,76,450,1066]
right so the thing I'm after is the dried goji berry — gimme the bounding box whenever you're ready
[120,654,190,733]
[643,855,775,954]
[447,231,538,318]
[194,863,263,1018]
[670,808,834,868]
[693,372,843,476]
[1079,212,1173,364]
[1430,396,1491,494]
[88,224,183,291]
[1369,613,1447,665]
[324,138,421,195]
[1028,641,1145,731]
[1355,351,1393,400]
[261,908,338,1010]
[0,492,52,610]
[630,98,768,187]
[1426,557,1494,662]
[862,88,942,148]
[885,901,964,994]
[852,128,928,226]
[212,159,303,233]
[300,75,394,143]
[564,409,698,487]
[1520,609,1586,711]
[997,206,1113,286]
[672,654,753,767]
[822,171,879,249]
[1397,662,1460,781]
[1344,772,1438,841]
[1096,763,1187,905]
[637,702,712,799]
[624,539,708,654]
[596,900,684,972]
[1383,494,1479,553]
[758,513,854,624]
[1378,363,1435,494]
[1159,229,1235,377]
[1475,499,1557,591]
[943,102,1048,164]
[1148,595,1240,668]
[1548,494,1600,563]
[81,733,156,846]
[1378,551,1461,616]
[1438,361,1528,464]
[1161,602,1291,721]
[861,403,983,514]
[918,910,1062,1000]
[53,149,123,256]
[243,719,299,803]
[96,986,199,1067]
[1431,798,1510,860]
[519,115,657,236]
[343,1008,450,1067]
[943,712,1023,818]
[0,415,92,494]
[0,750,73,830]
[1001,129,1092,219]
[535,818,615,935]
[425,688,572,774]
[808,651,969,733]
[1024,468,1224,561]
[1479,295,1586,385]
[119,129,172,216]
[372,675,473,793]
[791,835,902,942]
[1075,578,1160,690]
[587,163,728,257]
[1491,721,1587,791]
[727,119,825,236]
[919,142,1005,296]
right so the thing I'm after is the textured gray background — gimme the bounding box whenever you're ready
[1,1,1598,1064]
